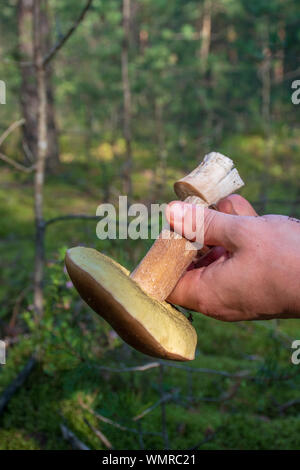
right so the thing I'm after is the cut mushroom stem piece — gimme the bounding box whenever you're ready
[131,152,244,301]
[65,152,244,361]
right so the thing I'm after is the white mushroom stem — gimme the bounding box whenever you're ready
[174,152,244,203]
[131,152,244,301]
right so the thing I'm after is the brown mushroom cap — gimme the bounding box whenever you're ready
[65,247,197,361]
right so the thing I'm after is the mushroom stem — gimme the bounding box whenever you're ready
[130,195,206,301]
[130,152,244,301]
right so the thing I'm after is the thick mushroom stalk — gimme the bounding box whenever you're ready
[131,152,244,301]
[65,152,244,361]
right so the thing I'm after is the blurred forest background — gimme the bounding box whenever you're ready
[0,0,300,450]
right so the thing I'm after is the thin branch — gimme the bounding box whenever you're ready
[83,417,113,449]
[0,120,33,174]
[0,152,36,173]
[4,334,31,348]
[90,361,252,379]
[59,330,85,363]
[132,391,175,421]
[8,285,31,332]
[80,400,139,434]
[272,66,300,84]
[60,423,90,450]
[252,199,300,207]
[163,362,252,379]
[136,421,144,450]
[43,0,93,66]
[159,364,169,450]
[79,399,161,437]
[186,369,194,402]
[253,321,292,348]
[0,119,25,147]
[0,357,36,415]
[45,214,150,228]
[188,427,224,450]
[197,378,243,403]
[44,199,300,230]
[45,214,100,227]
[189,433,216,450]
[278,398,300,414]
[22,141,35,163]
[93,362,160,373]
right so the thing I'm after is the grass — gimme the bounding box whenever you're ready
[0,152,300,450]
[1,332,299,450]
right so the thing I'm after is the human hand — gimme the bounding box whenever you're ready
[166,195,300,321]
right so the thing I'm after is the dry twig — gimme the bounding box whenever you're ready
[132,391,175,421]
[159,364,169,450]
[278,398,300,414]
[0,119,25,147]
[43,0,93,66]
[93,362,160,374]
[0,119,35,174]
[8,285,31,332]
[198,378,243,403]
[0,152,36,173]
[60,423,90,450]
[91,360,252,379]
[79,398,161,437]
[0,356,36,415]
[45,214,100,226]
[83,417,113,449]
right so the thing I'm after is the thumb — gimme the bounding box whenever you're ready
[166,201,241,250]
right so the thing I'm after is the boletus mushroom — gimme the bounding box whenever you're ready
[65,152,244,361]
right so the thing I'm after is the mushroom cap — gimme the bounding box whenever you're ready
[65,247,197,361]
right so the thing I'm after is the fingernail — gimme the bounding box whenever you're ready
[217,199,237,215]
[167,202,188,223]
[226,200,238,215]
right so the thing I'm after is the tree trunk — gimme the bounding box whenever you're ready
[259,19,272,212]
[121,0,133,201]
[17,0,59,171]
[199,0,212,73]
[154,100,167,200]
[274,23,285,84]
[18,0,37,164]
[196,0,212,155]
[33,0,47,317]
[40,3,59,172]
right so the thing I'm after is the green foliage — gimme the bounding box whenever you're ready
[0,0,300,451]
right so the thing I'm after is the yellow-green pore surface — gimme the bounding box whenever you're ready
[65,247,197,361]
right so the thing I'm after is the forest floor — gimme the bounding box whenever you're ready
[0,162,300,450]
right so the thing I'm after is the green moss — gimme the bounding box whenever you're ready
[0,429,40,450]
[1,141,300,449]
[0,338,299,450]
